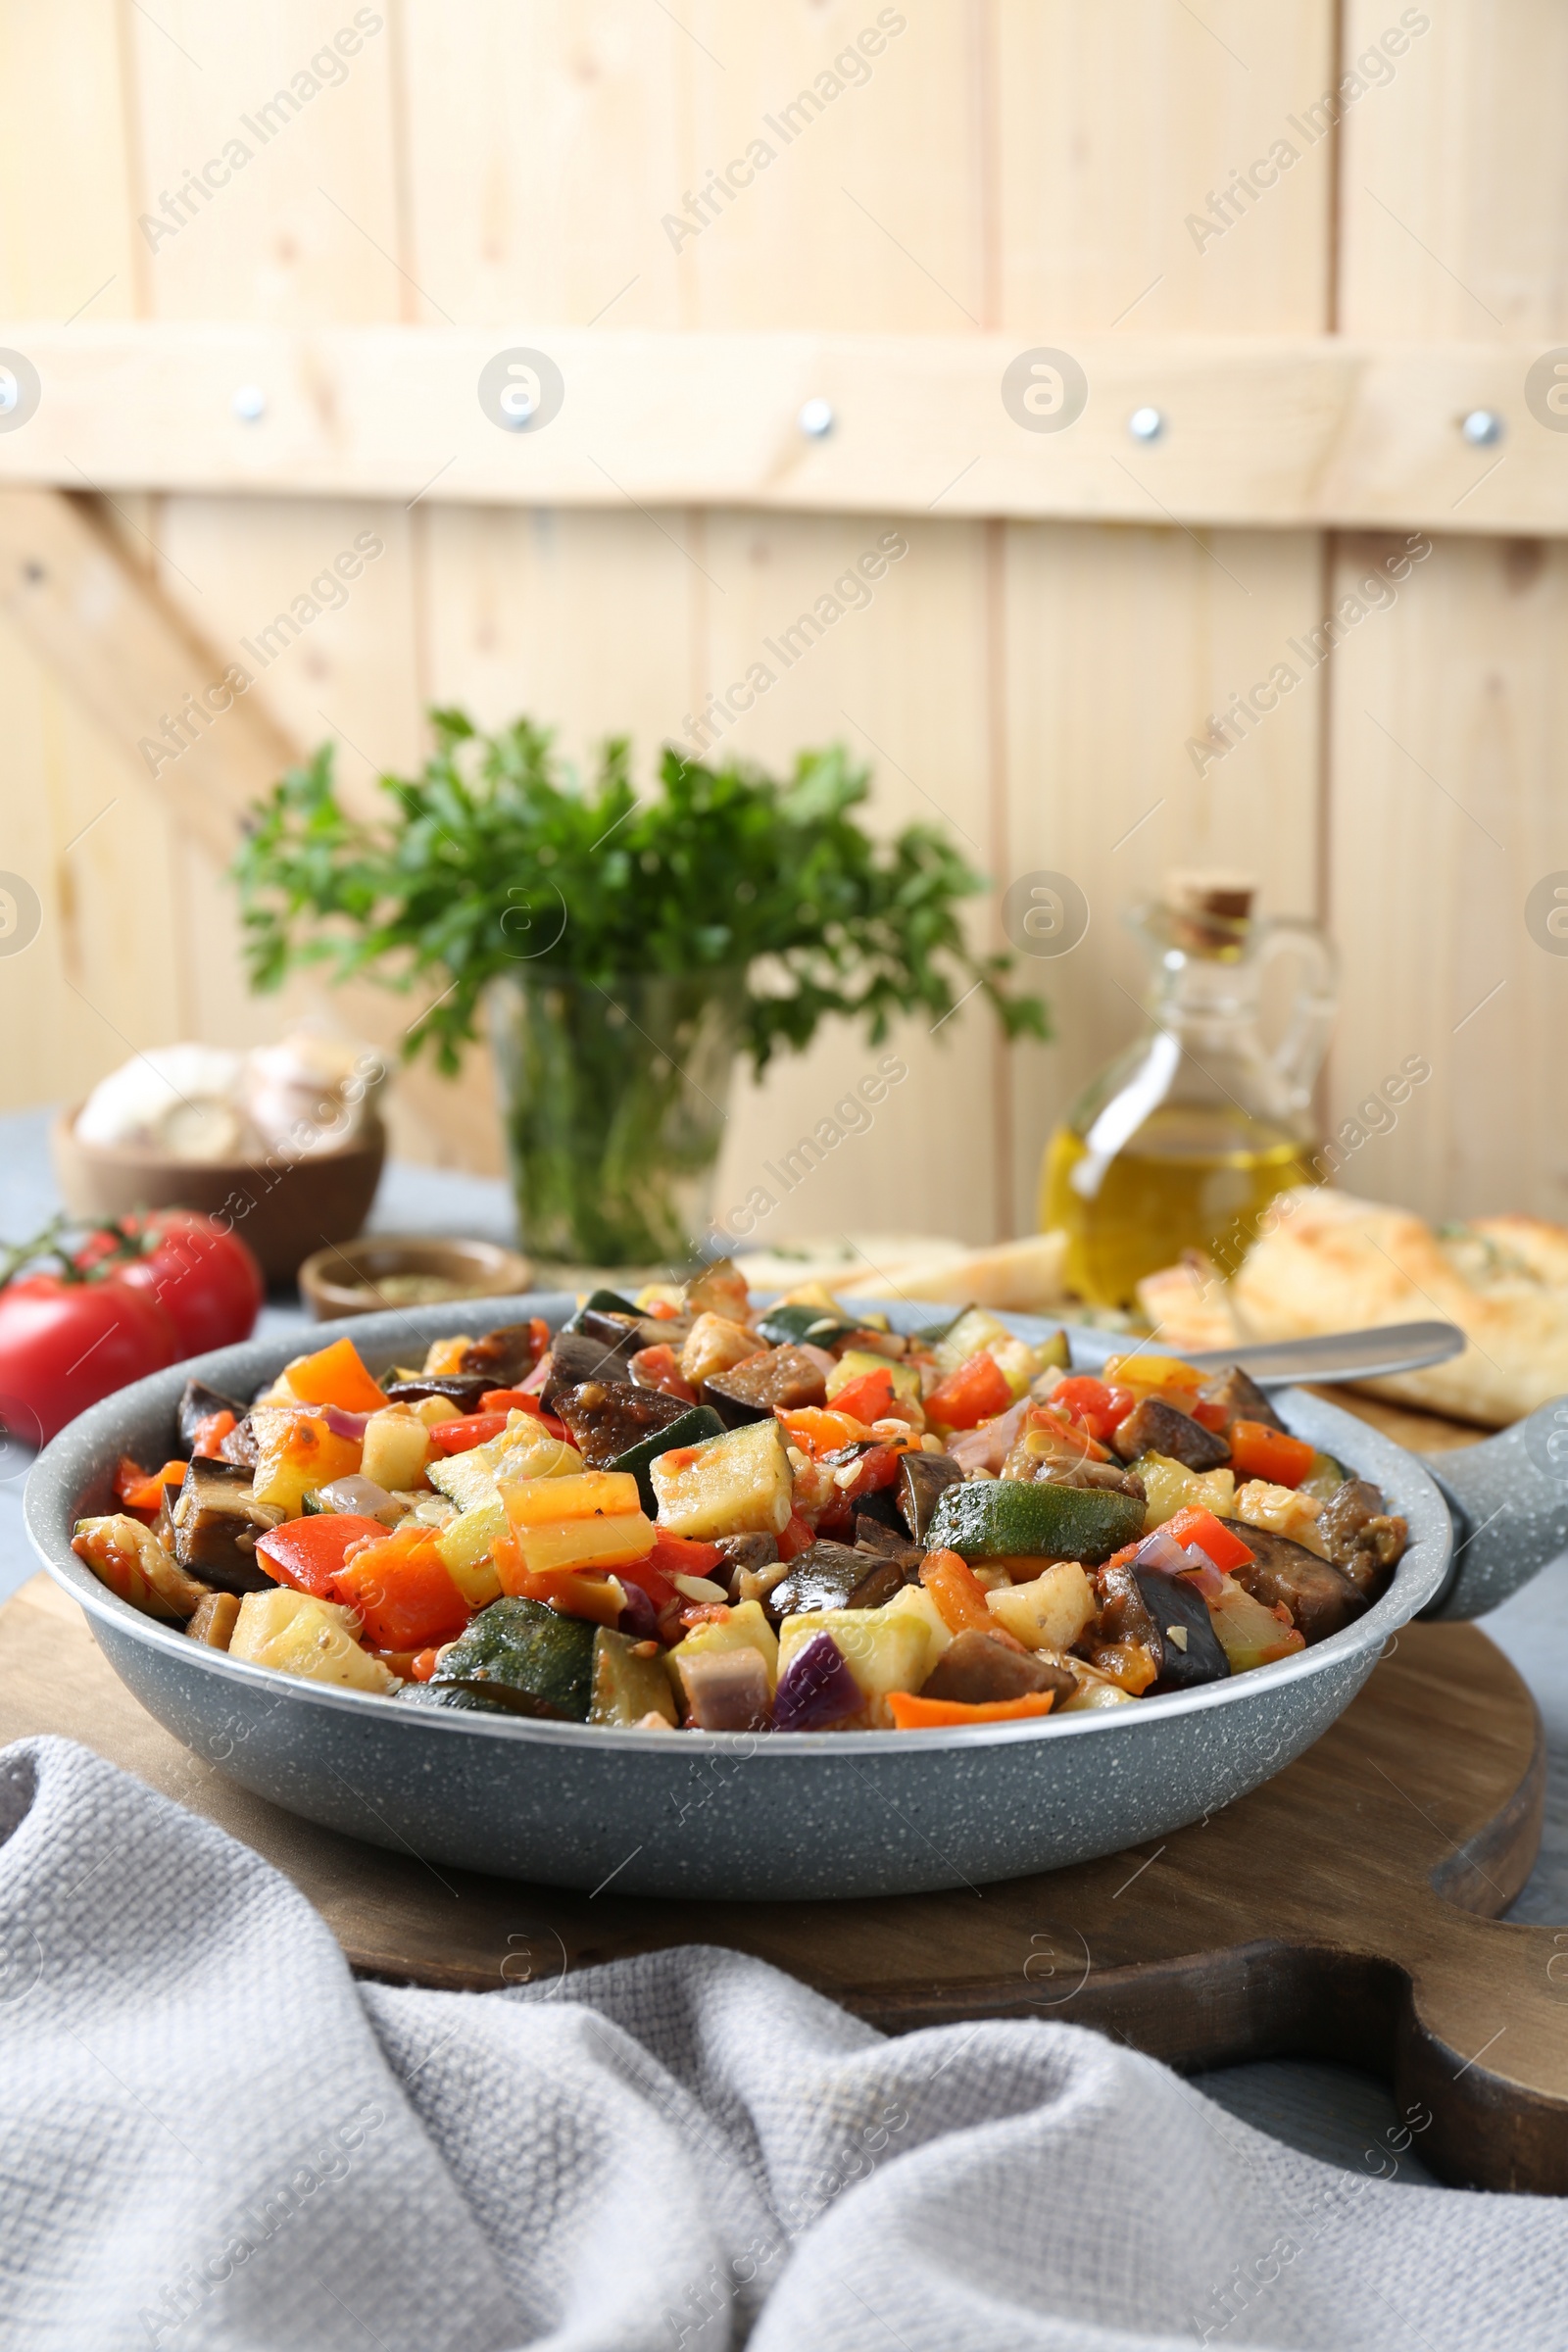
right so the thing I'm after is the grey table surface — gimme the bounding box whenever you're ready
[4,1105,1567,2189]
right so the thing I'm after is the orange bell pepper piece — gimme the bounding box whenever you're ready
[888,1690,1057,1730]
[330,1528,472,1649]
[1228,1420,1315,1489]
[919,1547,996,1637]
[113,1457,188,1514]
[286,1335,388,1416]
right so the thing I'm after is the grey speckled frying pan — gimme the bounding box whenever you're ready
[23,1296,1568,1901]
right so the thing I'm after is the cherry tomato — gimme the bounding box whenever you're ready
[0,1273,179,1447]
[77,1211,263,1357]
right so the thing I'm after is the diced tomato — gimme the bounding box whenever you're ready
[256,1513,391,1598]
[777,1511,815,1560]
[888,1690,1057,1730]
[1049,1376,1136,1446]
[427,1410,510,1456]
[920,1548,996,1637]
[113,1456,187,1514]
[1228,1420,1315,1489]
[286,1335,388,1416]
[330,1528,472,1650]
[627,1345,698,1403]
[1163,1504,1256,1575]
[190,1409,237,1458]
[645,1298,680,1321]
[924,1350,1012,1431]
[616,1554,677,1608]
[1191,1397,1229,1433]
[829,1367,898,1425]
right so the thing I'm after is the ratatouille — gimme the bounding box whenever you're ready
[73,1263,1408,1733]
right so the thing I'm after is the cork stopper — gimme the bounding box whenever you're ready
[1159,869,1257,955]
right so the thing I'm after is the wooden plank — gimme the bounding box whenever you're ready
[999,521,1326,1225]
[0,324,1563,530]
[1323,1,1568,1221]
[698,512,1002,1247]
[995,0,1337,335]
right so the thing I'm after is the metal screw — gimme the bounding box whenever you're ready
[798,397,834,439]
[1128,406,1164,442]
[1461,408,1503,446]
[231,384,267,423]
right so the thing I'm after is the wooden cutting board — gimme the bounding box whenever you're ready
[3,1550,1565,2196]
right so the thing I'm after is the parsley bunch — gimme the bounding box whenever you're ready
[232,710,1049,1075]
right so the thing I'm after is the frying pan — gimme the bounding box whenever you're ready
[23,1295,1568,1901]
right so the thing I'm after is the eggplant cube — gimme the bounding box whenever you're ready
[650,1418,794,1539]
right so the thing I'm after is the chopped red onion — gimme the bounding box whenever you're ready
[773,1632,861,1733]
[321,1403,371,1442]
[617,1580,659,1642]
[949,1397,1028,1475]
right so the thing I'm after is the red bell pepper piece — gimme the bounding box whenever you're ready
[924,1350,1012,1431]
[478,1391,570,1442]
[1190,1397,1229,1432]
[1162,1505,1255,1575]
[427,1410,510,1456]
[190,1409,237,1458]
[256,1513,390,1597]
[829,1366,898,1425]
[777,1511,815,1560]
[645,1531,726,1582]
[329,1528,472,1649]
[1228,1421,1315,1490]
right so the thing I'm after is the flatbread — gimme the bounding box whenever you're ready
[1225,1188,1568,1427]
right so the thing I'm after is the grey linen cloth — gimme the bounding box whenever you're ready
[1,1738,1564,2352]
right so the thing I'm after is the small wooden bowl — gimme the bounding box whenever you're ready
[51,1106,386,1287]
[297,1234,532,1321]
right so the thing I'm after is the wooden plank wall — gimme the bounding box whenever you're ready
[0,0,1560,1244]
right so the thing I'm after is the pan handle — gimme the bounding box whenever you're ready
[1421,1398,1568,1618]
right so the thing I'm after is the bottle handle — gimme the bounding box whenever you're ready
[1258,919,1338,1112]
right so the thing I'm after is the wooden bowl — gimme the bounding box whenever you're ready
[296,1234,532,1320]
[50,1106,386,1286]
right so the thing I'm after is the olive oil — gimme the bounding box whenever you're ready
[1037,872,1336,1311]
[1042,1109,1317,1308]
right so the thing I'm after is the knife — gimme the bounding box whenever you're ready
[1169,1319,1467,1387]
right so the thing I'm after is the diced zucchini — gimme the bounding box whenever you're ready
[651,1417,794,1539]
[72,1513,210,1622]
[757,1302,857,1349]
[437,1492,509,1575]
[505,1512,654,1579]
[430,1596,594,1720]
[360,1406,431,1493]
[777,1608,938,1727]
[926,1478,1145,1565]
[666,1598,780,1701]
[1205,1578,1305,1672]
[933,1307,1014,1376]
[985,1563,1095,1652]
[425,1426,581,1511]
[611,1402,724,1513]
[825,1349,920,1404]
[229,1589,396,1693]
[590,1628,678,1726]
[1298,1449,1348,1503]
[564,1287,639,1331]
[1138,1454,1237,1531]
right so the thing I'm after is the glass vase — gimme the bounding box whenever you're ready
[487,970,742,1267]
